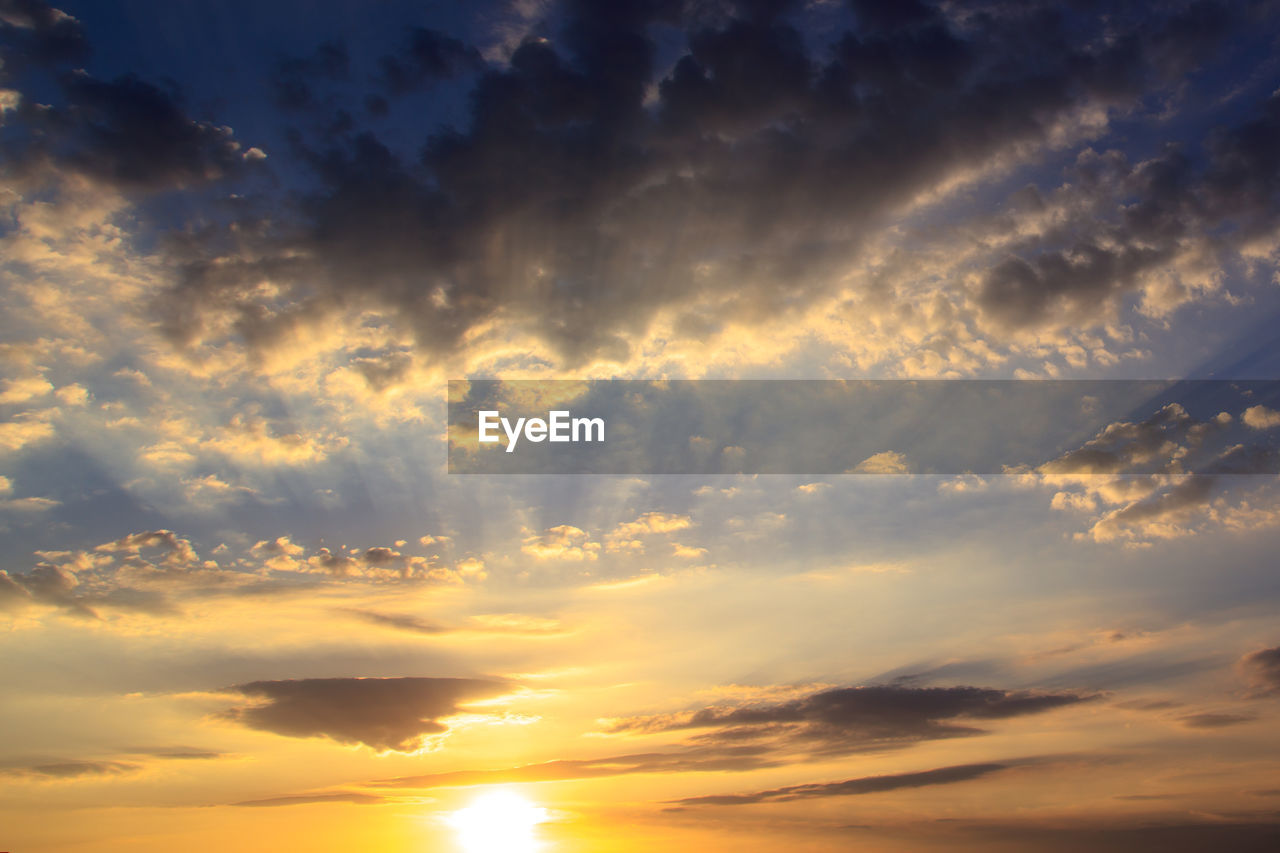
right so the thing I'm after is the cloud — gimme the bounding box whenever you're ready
[605,511,693,553]
[673,761,1010,806]
[974,85,1280,332]
[1035,395,1280,543]
[336,608,445,635]
[377,27,483,95]
[852,451,910,474]
[372,746,778,790]
[142,1,1267,374]
[1177,712,1256,729]
[521,524,600,561]
[1243,406,1280,430]
[0,0,90,71]
[1242,646,1280,694]
[912,818,1280,852]
[0,563,98,617]
[0,413,56,451]
[123,747,226,761]
[232,791,385,808]
[608,683,1096,753]
[0,759,137,779]
[301,545,459,581]
[221,676,509,751]
[270,40,349,110]
[96,529,198,568]
[0,527,489,620]
[1,54,255,191]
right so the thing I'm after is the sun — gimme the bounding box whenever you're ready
[448,789,549,853]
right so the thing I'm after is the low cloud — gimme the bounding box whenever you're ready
[1242,646,1280,695]
[232,790,385,808]
[1036,396,1280,544]
[674,761,1010,806]
[1177,712,1256,729]
[373,746,776,790]
[608,683,1096,754]
[221,676,509,752]
[0,759,137,779]
[336,608,446,635]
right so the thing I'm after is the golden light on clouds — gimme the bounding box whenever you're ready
[5,1,1280,852]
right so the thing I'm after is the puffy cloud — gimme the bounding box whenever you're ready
[96,529,198,568]
[521,524,600,561]
[974,89,1280,333]
[147,1,1271,375]
[1243,405,1280,430]
[0,411,56,451]
[605,511,692,553]
[270,40,349,111]
[3,69,254,192]
[1034,394,1280,544]
[376,27,483,95]
[221,676,509,752]
[852,450,910,474]
[0,374,52,403]
[302,545,458,581]
[0,0,90,71]
[0,526,486,620]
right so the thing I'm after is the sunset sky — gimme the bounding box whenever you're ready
[3,1,1280,851]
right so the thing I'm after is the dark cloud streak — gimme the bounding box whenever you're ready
[673,761,1009,806]
[222,676,508,752]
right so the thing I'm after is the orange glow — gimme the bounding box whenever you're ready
[448,789,550,853]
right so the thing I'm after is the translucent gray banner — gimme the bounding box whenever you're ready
[447,380,1280,475]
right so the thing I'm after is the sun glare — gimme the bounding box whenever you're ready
[448,789,549,853]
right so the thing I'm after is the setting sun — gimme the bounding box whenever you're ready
[448,790,549,853]
[7,2,1280,852]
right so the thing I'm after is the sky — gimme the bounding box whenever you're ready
[3,0,1280,850]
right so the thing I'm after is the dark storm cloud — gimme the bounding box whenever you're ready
[377,28,483,95]
[4,2,257,192]
[3,70,253,191]
[609,684,1095,751]
[150,0,1272,367]
[51,73,249,190]
[0,0,89,72]
[221,676,508,751]
[272,41,350,111]
[978,89,1280,329]
[673,761,1009,806]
